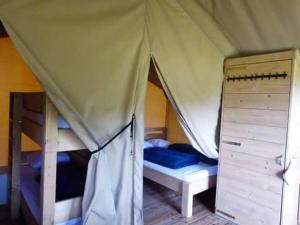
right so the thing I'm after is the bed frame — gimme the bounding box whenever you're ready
[144,127,217,218]
[9,92,87,225]
[9,92,215,224]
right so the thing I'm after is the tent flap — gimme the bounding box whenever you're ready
[147,0,224,158]
[0,0,150,224]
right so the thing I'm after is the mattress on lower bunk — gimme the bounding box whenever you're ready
[144,160,218,183]
[21,165,83,225]
[22,163,87,201]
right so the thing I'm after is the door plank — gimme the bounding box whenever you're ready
[219,162,283,195]
[222,122,287,144]
[220,149,283,176]
[224,93,290,110]
[216,191,280,225]
[223,108,288,127]
[220,136,286,159]
[218,174,282,211]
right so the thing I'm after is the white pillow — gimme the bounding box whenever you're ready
[144,140,154,149]
[147,139,170,148]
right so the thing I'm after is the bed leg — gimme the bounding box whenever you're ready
[9,93,23,220]
[40,97,58,225]
[181,182,193,218]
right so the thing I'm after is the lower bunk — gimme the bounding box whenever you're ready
[20,134,218,224]
[20,152,88,225]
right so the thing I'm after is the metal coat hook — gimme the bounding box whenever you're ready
[226,72,287,82]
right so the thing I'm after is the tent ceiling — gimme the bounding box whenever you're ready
[198,0,300,55]
[2,1,300,56]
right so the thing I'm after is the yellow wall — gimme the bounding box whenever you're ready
[0,38,42,167]
[166,102,189,144]
[144,80,188,144]
[145,82,167,128]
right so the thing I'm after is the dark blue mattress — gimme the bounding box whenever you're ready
[144,147,200,169]
[35,163,87,201]
[144,144,218,169]
[168,144,218,165]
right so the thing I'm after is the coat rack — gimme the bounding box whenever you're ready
[226,72,287,82]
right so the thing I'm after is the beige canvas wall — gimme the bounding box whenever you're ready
[0,38,42,167]
[0,1,226,222]
[166,102,189,144]
[0,39,189,168]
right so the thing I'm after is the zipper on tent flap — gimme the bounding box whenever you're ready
[91,114,135,154]
[130,113,135,156]
[130,114,135,138]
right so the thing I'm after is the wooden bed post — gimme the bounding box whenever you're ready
[9,93,23,220]
[181,182,193,218]
[40,96,58,225]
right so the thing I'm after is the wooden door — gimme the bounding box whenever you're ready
[216,60,292,225]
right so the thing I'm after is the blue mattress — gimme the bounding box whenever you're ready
[144,144,218,169]
[168,144,218,165]
[35,163,87,201]
[58,115,71,129]
[144,147,200,169]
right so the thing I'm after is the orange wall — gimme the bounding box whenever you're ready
[145,82,167,128]
[0,38,42,167]
[144,81,188,144]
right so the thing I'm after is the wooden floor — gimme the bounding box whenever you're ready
[1,179,232,225]
[144,178,233,225]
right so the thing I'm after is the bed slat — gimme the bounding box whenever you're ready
[23,109,44,126]
[144,127,167,140]
[9,93,23,219]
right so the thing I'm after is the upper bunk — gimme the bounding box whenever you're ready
[17,92,86,152]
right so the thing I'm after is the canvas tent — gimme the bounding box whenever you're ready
[0,0,299,224]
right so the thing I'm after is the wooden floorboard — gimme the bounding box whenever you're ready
[143,178,234,225]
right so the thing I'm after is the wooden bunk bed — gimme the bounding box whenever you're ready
[9,92,217,224]
[144,128,217,218]
[9,92,88,225]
